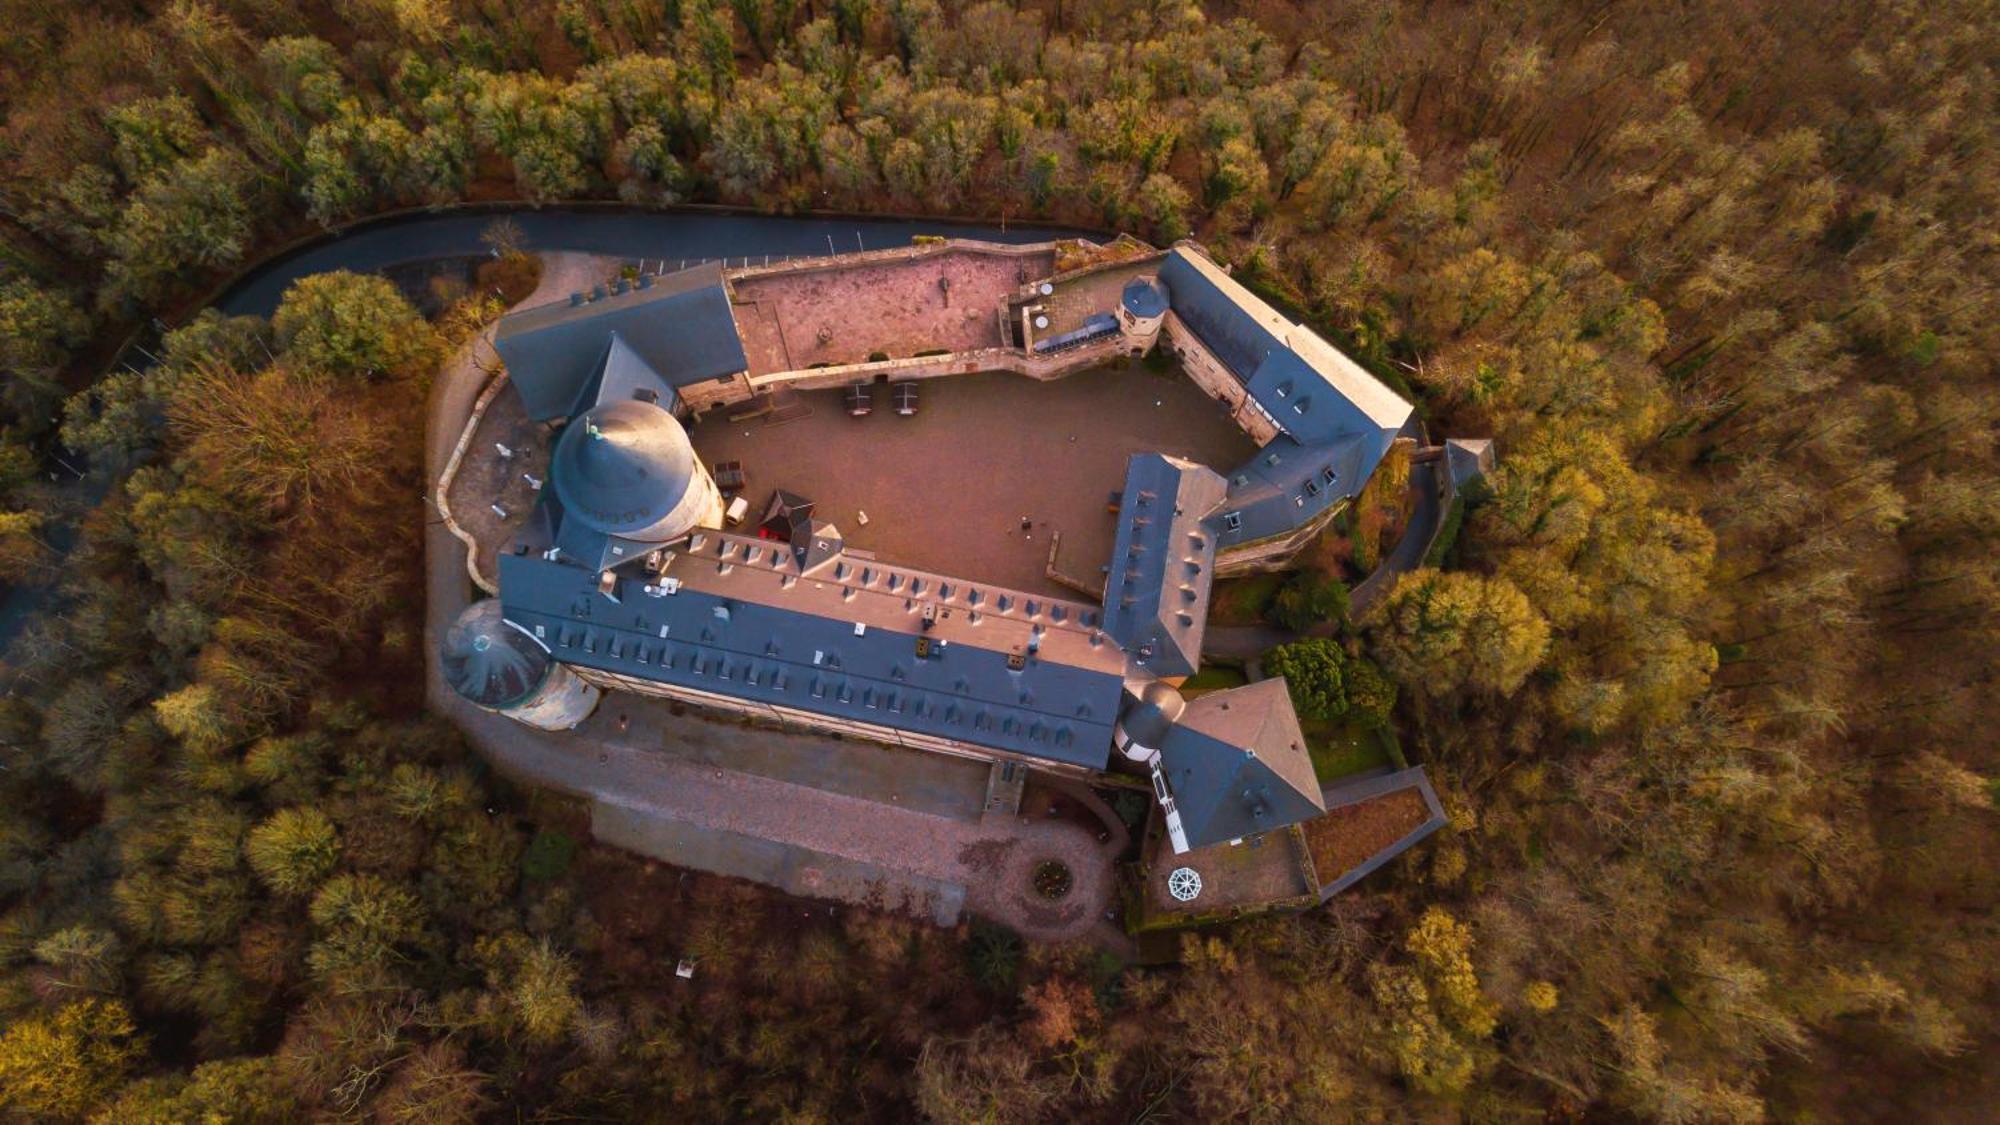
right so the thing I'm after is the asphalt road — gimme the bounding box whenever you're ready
[220,207,1082,316]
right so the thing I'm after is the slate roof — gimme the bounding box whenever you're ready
[1121,276,1168,318]
[442,598,552,708]
[1152,245,1416,551]
[1158,246,1411,440]
[497,521,1125,770]
[1155,678,1326,848]
[1118,679,1187,750]
[549,399,700,538]
[1210,432,1380,549]
[1446,437,1494,490]
[579,333,682,415]
[494,262,747,421]
[1103,454,1227,677]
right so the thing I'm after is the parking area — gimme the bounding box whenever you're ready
[685,362,1258,598]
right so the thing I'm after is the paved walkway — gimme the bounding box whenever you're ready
[1350,459,1441,617]
[423,254,1123,944]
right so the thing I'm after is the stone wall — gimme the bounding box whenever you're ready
[724,236,1058,288]
[742,334,1130,395]
[570,664,1099,778]
[1161,313,1280,444]
[1214,503,1346,577]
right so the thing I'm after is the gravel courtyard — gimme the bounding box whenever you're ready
[686,362,1258,598]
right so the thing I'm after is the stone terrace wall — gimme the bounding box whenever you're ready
[724,236,1061,287]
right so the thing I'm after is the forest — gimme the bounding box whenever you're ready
[0,0,1994,1119]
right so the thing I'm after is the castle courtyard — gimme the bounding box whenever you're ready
[684,362,1259,598]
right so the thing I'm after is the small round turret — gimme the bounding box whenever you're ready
[442,600,599,730]
[1116,276,1170,354]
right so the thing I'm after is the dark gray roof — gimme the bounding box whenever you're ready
[1157,678,1326,848]
[442,599,552,708]
[1121,276,1168,318]
[792,520,844,574]
[1103,454,1226,677]
[496,527,1125,769]
[1210,433,1379,549]
[494,262,746,422]
[1118,679,1186,749]
[1445,438,1494,489]
[1158,246,1411,441]
[582,332,681,415]
[549,399,699,538]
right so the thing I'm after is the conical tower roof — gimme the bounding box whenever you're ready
[1119,679,1186,748]
[551,398,698,537]
[442,599,551,709]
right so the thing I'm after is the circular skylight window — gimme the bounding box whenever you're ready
[1167,867,1202,902]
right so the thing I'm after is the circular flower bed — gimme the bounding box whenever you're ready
[1032,859,1073,900]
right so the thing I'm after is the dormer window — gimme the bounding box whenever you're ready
[1223,512,1242,531]
[1293,396,1311,415]
[1322,467,1338,485]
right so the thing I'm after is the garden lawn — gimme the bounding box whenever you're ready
[1303,718,1394,783]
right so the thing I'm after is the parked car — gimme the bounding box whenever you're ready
[892,381,919,416]
[844,381,872,416]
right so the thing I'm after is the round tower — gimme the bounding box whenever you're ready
[442,600,600,730]
[551,398,722,542]
[1115,679,1186,763]
[1116,276,1170,354]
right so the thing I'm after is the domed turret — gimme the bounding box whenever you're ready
[442,600,600,730]
[1116,276,1170,353]
[1115,679,1186,762]
[551,398,721,542]
[1121,276,1168,319]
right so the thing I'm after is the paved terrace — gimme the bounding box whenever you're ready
[729,245,1056,375]
[429,254,1129,944]
[1037,259,1164,337]
[686,365,1257,599]
[447,383,551,591]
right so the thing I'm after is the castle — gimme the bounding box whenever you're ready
[442,239,1449,858]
